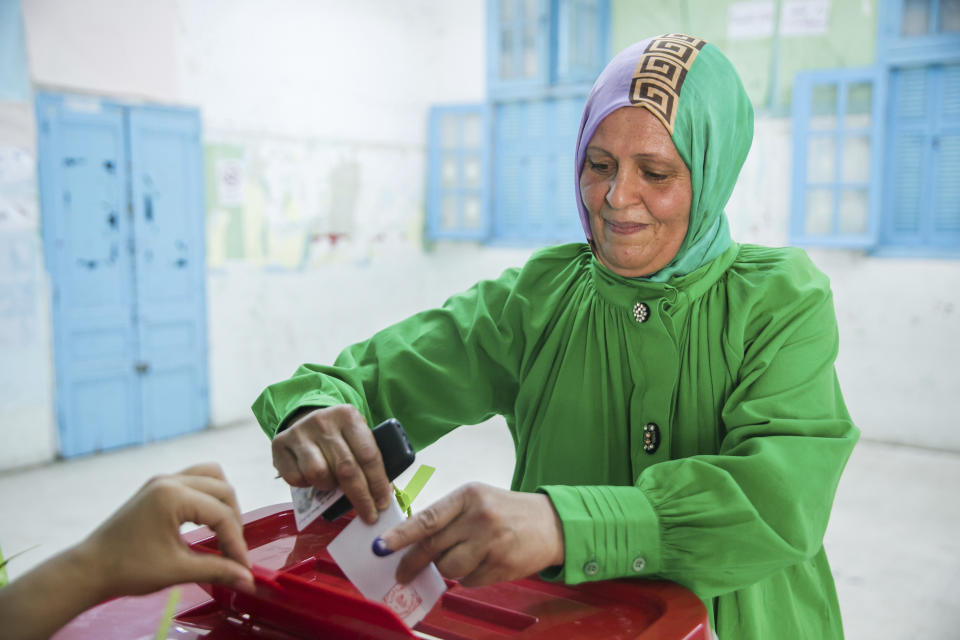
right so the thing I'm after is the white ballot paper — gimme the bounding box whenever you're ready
[291,485,344,531]
[327,500,447,627]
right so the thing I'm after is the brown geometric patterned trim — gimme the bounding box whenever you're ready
[628,34,707,134]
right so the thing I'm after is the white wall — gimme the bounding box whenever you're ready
[208,245,532,428]
[20,0,485,143]
[174,0,486,144]
[2,0,489,468]
[20,0,179,99]
[2,0,958,471]
[817,251,960,450]
[0,100,56,469]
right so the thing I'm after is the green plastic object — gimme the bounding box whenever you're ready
[394,464,436,517]
[154,587,181,640]
[0,543,8,588]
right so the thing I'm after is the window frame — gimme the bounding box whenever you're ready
[479,0,608,244]
[788,0,960,255]
[789,67,887,248]
[875,0,960,256]
[880,0,960,65]
[553,0,611,86]
[425,104,491,241]
[486,0,609,100]
[878,62,960,253]
[487,0,552,98]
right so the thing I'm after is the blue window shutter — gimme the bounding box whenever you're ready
[790,68,885,248]
[934,132,960,234]
[491,97,584,243]
[426,105,489,241]
[492,101,532,240]
[932,64,960,242]
[890,132,925,234]
[882,62,960,249]
[481,0,606,244]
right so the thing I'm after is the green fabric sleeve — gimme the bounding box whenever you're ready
[251,268,524,449]
[538,484,661,583]
[541,259,858,597]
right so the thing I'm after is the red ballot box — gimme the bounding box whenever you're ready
[54,503,710,640]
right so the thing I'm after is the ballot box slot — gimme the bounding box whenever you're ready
[410,590,539,639]
[438,591,537,629]
[287,555,370,593]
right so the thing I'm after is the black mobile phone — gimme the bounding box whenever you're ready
[321,418,416,521]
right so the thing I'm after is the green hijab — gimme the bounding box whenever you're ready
[574,34,754,281]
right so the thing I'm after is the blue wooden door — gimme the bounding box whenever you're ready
[128,107,209,441]
[37,94,209,456]
[36,93,141,456]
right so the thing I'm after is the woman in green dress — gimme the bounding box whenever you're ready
[254,34,858,638]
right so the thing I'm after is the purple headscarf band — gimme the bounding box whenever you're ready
[574,35,706,242]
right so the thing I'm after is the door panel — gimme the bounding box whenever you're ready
[36,93,140,456]
[128,107,209,441]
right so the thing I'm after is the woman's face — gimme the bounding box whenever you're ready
[579,107,692,278]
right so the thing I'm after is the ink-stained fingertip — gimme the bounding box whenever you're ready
[372,536,394,557]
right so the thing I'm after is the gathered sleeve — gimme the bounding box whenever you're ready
[251,267,525,450]
[540,257,859,598]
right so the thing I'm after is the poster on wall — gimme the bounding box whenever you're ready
[727,1,775,40]
[780,0,831,36]
[215,156,246,207]
[727,0,831,39]
[204,134,423,271]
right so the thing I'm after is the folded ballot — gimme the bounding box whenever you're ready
[327,499,447,627]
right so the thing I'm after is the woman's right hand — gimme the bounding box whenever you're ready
[271,405,394,523]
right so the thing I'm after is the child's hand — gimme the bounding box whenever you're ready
[78,462,254,599]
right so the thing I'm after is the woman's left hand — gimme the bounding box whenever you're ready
[376,483,564,587]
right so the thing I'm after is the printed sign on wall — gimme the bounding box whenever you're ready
[728,1,776,40]
[781,0,831,36]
